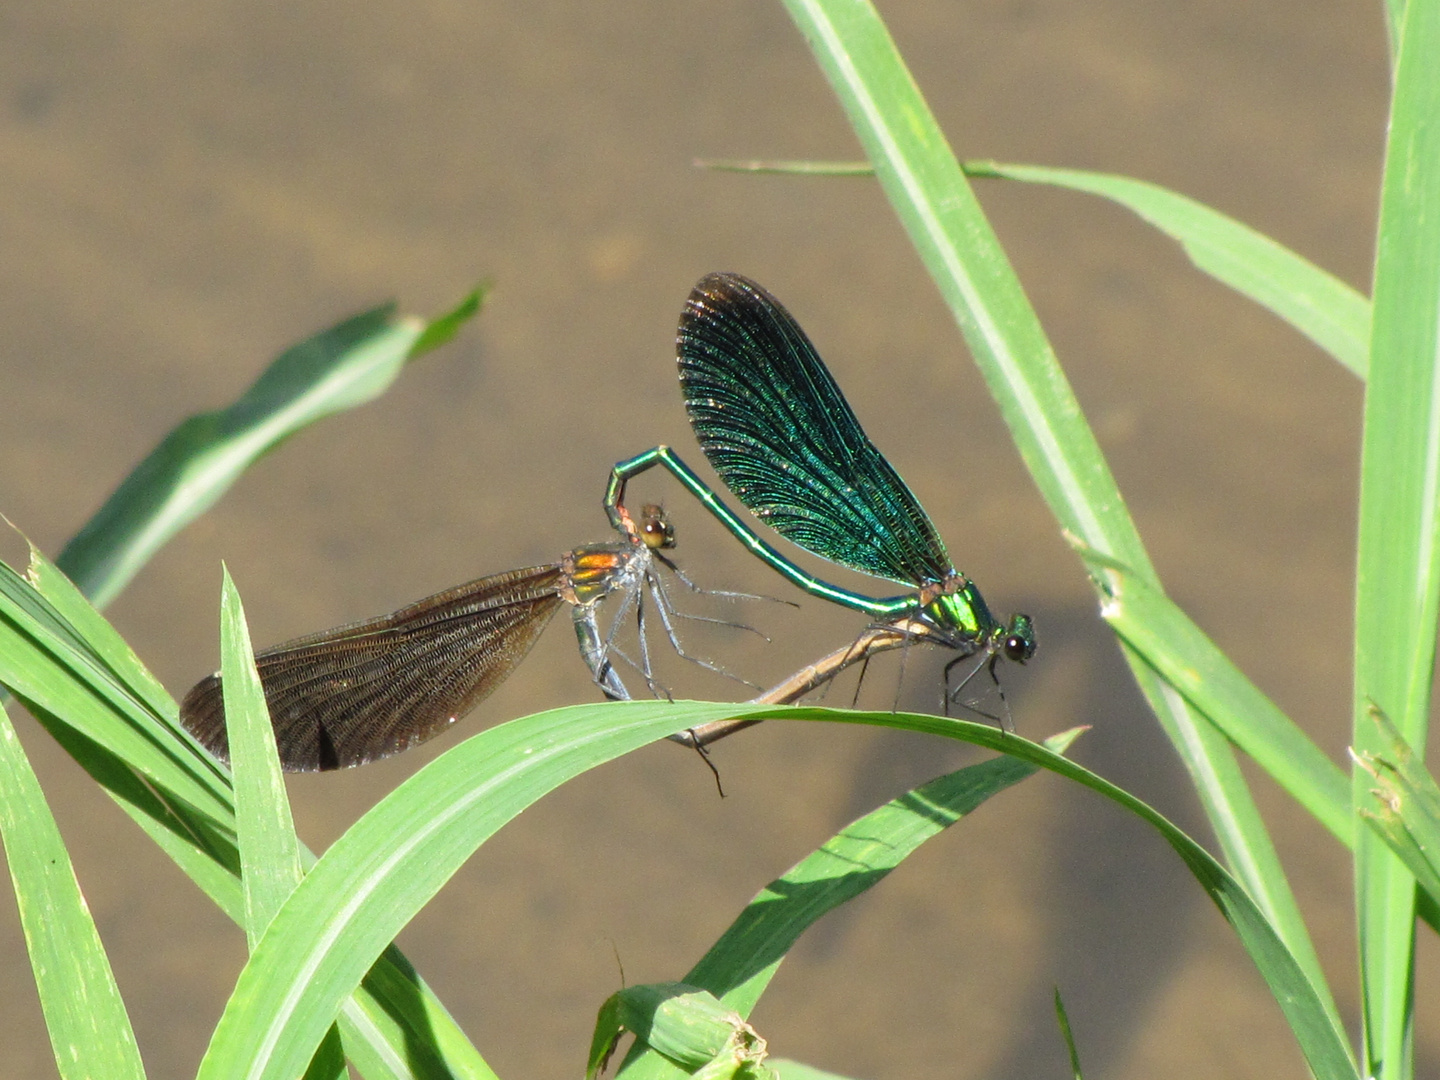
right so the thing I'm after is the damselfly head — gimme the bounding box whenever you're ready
[1000,613,1037,664]
[638,504,677,550]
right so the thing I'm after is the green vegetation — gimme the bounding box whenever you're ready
[0,1,1436,1077]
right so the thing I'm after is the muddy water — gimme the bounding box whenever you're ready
[0,2,1408,1078]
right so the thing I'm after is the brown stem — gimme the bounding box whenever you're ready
[668,619,933,749]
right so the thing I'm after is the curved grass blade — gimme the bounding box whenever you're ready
[184,697,1353,1080]
[1353,1,1440,1073]
[57,288,483,610]
[616,725,1084,1080]
[0,556,233,824]
[710,706,1358,1080]
[698,157,1370,376]
[0,706,146,1080]
[683,725,1085,1016]
[679,272,951,586]
[193,700,725,1080]
[963,161,1370,378]
[780,0,1330,1018]
[0,547,498,1080]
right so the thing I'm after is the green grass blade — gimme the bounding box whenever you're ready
[26,537,183,737]
[615,708,1352,1080]
[781,0,1331,1017]
[703,157,1371,376]
[1355,709,1440,910]
[56,289,484,610]
[0,705,146,1080]
[1054,987,1085,1080]
[589,984,772,1080]
[219,567,304,945]
[188,701,1357,1080]
[689,726,1085,1015]
[697,157,875,176]
[0,558,233,824]
[1078,547,1350,844]
[1352,0,1440,1075]
[0,549,497,1080]
[220,568,345,1079]
[964,160,1370,377]
[616,727,1084,1080]
[193,700,726,1080]
[343,949,501,1080]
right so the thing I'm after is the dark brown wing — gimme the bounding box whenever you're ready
[180,564,564,771]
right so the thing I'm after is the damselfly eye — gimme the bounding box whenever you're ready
[639,504,676,549]
[999,614,1036,664]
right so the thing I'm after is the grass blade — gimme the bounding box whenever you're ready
[194,701,727,1080]
[780,0,1331,1018]
[56,290,483,609]
[0,557,233,825]
[220,568,346,1078]
[1078,546,1350,844]
[220,567,305,947]
[615,727,1084,1080]
[0,549,497,1080]
[1355,708,1440,910]
[1054,987,1085,1080]
[690,726,1084,1015]
[588,984,772,1080]
[0,705,146,1080]
[702,157,1370,376]
[964,160,1369,377]
[611,707,1352,1080]
[1352,0,1440,1075]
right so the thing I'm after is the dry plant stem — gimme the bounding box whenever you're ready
[671,619,933,749]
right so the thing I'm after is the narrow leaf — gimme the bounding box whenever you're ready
[698,157,1371,375]
[965,160,1370,376]
[220,567,304,946]
[780,0,1333,1032]
[57,290,485,609]
[1054,987,1085,1080]
[0,706,146,1080]
[1078,545,1350,844]
[195,701,729,1080]
[615,727,1084,1080]
[688,727,1084,1015]
[1355,708,1440,915]
[0,550,497,1080]
[1352,0,1440,1075]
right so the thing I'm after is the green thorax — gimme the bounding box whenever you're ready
[921,577,998,642]
[921,578,1037,663]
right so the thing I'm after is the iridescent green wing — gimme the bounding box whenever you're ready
[678,272,952,587]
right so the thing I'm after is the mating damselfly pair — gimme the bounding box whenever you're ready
[181,273,1036,773]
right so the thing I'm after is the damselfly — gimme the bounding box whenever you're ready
[606,273,1035,726]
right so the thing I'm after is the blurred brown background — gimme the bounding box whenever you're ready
[0,1,1419,1077]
